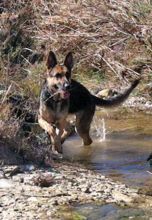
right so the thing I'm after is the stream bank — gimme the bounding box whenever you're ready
[0,162,152,220]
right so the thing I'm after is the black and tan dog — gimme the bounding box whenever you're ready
[38,51,140,155]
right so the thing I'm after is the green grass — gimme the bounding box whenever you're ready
[136,2,152,17]
[57,206,87,220]
[19,63,46,98]
[74,68,105,87]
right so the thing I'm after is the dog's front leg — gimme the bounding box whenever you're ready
[56,118,67,153]
[38,117,61,154]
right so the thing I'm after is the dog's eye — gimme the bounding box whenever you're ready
[55,73,62,79]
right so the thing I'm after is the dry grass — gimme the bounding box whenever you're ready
[1,0,152,89]
[33,0,152,82]
[0,0,152,162]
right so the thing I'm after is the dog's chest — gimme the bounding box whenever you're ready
[45,99,69,120]
[41,88,69,121]
[53,101,68,118]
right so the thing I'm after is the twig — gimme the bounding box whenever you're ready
[146,171,152,175]
[100,56,122,80]
[1,83,13,104]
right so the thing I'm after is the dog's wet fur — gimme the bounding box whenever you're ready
[38,51,140,155]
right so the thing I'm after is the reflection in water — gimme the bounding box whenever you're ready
[63,110,152,188]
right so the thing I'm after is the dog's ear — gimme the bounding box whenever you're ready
[46,51,57,69]
[64,52,73,71]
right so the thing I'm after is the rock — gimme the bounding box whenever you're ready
[0,179,14,188]
[33,174,55,187]
[112,190,133,203]
[96,88,118,98]
[96,89,112,98]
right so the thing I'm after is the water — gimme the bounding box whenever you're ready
[62,109,152,219]
[63,108,152,188]
[61,202,152,220]
[69,203,151,220]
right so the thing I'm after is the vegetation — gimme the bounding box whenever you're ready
[0,0,152,163]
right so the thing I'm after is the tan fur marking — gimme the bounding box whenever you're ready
[38,116,55,135]
[50,65,67,76]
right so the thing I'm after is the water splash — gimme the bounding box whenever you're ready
[93,117,107,142]
[101,118,106,141]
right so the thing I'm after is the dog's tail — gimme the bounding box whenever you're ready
[92,79,140,108]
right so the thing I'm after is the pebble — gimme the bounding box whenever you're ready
[0,179,14,188]
[0,163,150,220]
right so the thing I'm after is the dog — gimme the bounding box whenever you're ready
[38,51,140,155]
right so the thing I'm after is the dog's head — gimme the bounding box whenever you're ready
[45,51,73,99]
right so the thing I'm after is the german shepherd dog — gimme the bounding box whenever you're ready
[38,51,140,155]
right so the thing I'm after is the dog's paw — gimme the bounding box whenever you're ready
[51,150,63,160]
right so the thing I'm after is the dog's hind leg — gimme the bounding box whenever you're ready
[75,106,95,146]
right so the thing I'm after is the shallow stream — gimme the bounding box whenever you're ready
[64,108,152,188]
[63,108,152,219]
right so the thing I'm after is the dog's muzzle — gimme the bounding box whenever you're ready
[61,82,70,99]
[60,90,70,99]
[56,82,70,100]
